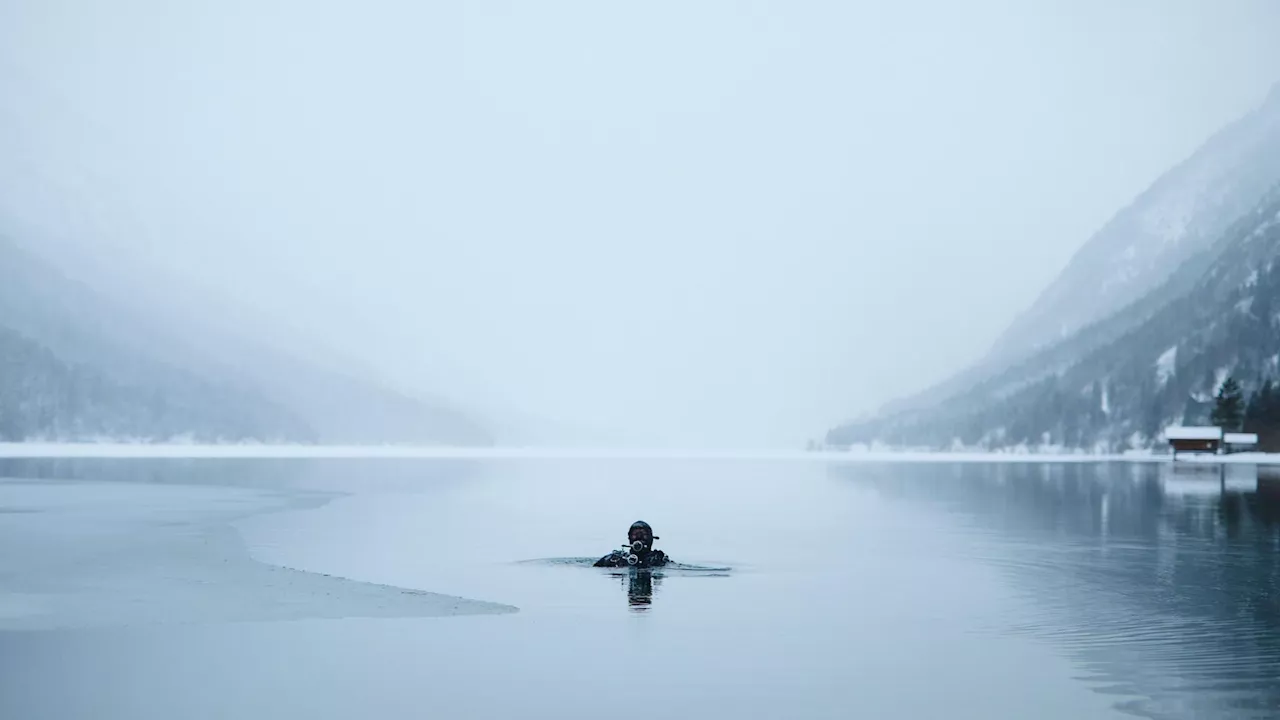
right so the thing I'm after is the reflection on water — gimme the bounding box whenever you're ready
[608,568,660,610]
[830,461,1280,720]
[601,566,734,612]
[514,557,731,613]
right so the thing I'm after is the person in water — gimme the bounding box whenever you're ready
[594,520,669,568]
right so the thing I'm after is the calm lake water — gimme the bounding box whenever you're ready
[3,457,1280,719]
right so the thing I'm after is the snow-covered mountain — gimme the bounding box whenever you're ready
[0,55,492,445]
[827,183,1280,451]
[991,82,1280,365]
[829,81,1280,451]
[0,238,490,444]
[873,83,1280,423]
[0,239,312,442]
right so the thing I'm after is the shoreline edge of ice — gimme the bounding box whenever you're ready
[2,442,1279,464]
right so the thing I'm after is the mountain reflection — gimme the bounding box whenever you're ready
[829,461,1280,720]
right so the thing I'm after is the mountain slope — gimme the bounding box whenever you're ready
[871,82,1280,423]
[0,239,316,441]
[828,184,1280,451]
[0,324,315,442]
[989,83,1280,366]
[854,81,1280,436]
[0,53,490,446]
[13,231,491,445]
[0,238,489,444]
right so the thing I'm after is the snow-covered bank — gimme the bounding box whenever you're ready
[4,441,1280,464]
[1164,451,1280,464]
[0,478,516,631]
[0,442,1124,461]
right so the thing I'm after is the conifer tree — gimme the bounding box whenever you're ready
[1212,377,1246,431]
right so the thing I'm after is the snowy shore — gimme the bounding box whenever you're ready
[2,442,1280,465]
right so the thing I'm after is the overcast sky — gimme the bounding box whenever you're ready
[2,1,1279,448]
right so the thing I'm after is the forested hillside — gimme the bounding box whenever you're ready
[0,325,313,442]
[0,238,488,444]
[875,84,1280,422]
[828,185,1280,452]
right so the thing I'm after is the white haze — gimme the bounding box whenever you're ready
[1,1,1278,448]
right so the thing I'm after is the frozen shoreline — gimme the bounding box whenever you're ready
[1,441,1278,464]
[0,477,516,631]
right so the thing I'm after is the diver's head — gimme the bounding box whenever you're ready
[628,520,657,551]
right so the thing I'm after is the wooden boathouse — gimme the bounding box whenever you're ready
[1163,427,1260,458]
[1164,426,1222,458]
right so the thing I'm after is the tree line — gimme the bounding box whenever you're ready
[1210,376,1280,448]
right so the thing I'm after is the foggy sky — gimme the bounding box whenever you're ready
[2,1,1279,448]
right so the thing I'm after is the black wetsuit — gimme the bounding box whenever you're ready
[593,548,669,568]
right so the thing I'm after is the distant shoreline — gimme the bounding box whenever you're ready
[3,442,1278,465]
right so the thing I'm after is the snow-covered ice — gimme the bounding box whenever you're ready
[0,477,515,630]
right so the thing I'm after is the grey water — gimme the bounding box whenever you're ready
[2,458,1280,719]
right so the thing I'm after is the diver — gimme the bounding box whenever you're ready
[594,520,670,568]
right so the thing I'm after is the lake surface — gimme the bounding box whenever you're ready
[3,457,1280,719]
